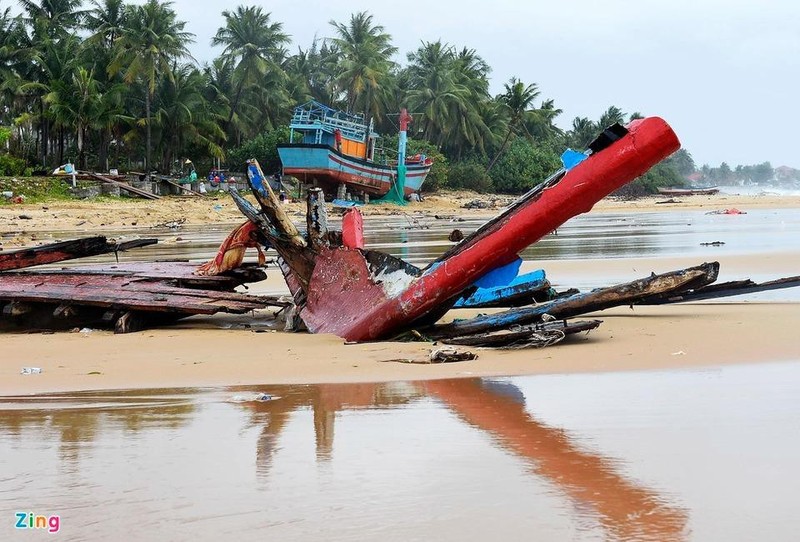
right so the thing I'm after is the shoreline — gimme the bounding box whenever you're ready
[0,191,798,242]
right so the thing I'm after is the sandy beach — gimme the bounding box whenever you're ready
[1,192,799,396]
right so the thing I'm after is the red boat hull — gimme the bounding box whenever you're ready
[301,117,681,341]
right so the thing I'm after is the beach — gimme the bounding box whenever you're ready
[3,192,800,542]
[1,192,798,396]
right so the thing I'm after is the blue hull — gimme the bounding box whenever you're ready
[277,144,430,197]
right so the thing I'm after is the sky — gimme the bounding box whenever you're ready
[8,0,800,167]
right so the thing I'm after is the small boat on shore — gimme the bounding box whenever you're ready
[277,101,432,200]
[657,186,719,196]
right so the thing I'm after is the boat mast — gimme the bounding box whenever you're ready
[396,108,412,196]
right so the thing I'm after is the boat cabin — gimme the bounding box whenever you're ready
[289,101,378,161]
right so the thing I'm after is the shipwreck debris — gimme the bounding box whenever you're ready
[424,263,719,340]
[0,236,157,271]
[0,237,281,333]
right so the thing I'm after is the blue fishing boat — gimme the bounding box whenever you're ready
[277,101,432,200]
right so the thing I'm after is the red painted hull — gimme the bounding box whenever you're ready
[301,117,680,341]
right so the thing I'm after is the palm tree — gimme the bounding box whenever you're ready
[597,106,626,129]
[152,63,224,170]
[285,38,340,107]
[110,0,193,172]
[329,11,397,121]
[212,6,290,138]
[0,9,31,126]
[487,77,540,171]
[565,116,597,150]
[522,98,563,143]
[406,41,462,141]
[85,0,126,50]
[43,66,102,169]
[18,0,86,40]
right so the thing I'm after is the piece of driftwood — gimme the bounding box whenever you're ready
[230,186,316,293]
[84,171,160,200]
[640,275,800,304]
[153,175,205,197]
[379,347,478,364]
[441,319,602,348]
[424,262,719,340]
[0,236,158,271]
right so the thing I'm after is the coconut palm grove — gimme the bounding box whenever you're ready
[1,0,704,194]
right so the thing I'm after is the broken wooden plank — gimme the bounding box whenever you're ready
[230,187,316,292]
[156,176,205,197]
[424,262,719,340]
[640,275,800,304]
[0,273,289,307]
[0,237,109,271]
[84,171,160,200]
[0,236,159,272]
[6,260,267,290]
[440,319,602,348]
[0,279,277,314]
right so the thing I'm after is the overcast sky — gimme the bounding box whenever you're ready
[10,0,800,167]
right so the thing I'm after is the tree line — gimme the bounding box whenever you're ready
[1,1,690,193]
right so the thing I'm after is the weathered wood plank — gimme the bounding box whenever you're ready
[4,260,267,289]
[0,236,159,272]
[84,171,160,200]
[0,237,108,271]
[441,319,602,347]
[0,282,272,314]
[640,275,800,304]
[425,262,720,339]
[0,273,287,306]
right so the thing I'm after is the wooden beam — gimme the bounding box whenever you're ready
[83,171,160,200]
[0,237,158,271]
[425,262,719,340]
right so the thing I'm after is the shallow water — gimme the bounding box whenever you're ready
[35,207,800,301]
[34,207,800,266]
[2,361,799,541]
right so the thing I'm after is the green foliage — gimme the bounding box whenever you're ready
[226,126,293,174]
[448,160,493,193]
[490,139,561,194]
[0,177,74,203]
[2,5,772,198]
[0,154,30,176]
[0,127,11,146]
[381,136,449,192]
[665,148,696,176]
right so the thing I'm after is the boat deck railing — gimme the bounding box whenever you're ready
[289,102,371,141]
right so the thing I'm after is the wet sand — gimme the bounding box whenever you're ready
[2,194,799,396]
[3,267,798,396]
